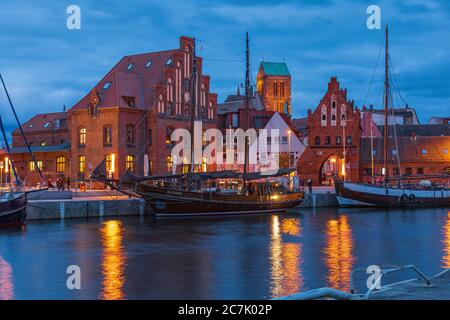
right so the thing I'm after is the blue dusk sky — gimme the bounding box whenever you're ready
[0,0,449,136]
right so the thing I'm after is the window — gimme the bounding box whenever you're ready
[103,82,111,90]
[280,82,285,97]
[126,155,135,173]
[201,157,207,172]
[56,156,65,173]
[166,156,173,172]
[421,148,427,155]
[273,82,278,97]
[166,58,173,66]
[166,127,174,145]
[405,167,413,175]
[232,114,238,127]
[37,161,43,170]
[322,115,326,121]
[332,101,336,109]
[336,136,342,145]
[392,149,398,155]
[78,127,86,145]
[40,141,46,146]
[331,115,336,121]
[127,63,134,71]
[126,124,136,144]
[267,137,272,145]
[103,125,113,146]
[78,155,86,174]
[393,167,400,176]
[105,155,112,173]
[315,136,321,145]
[281,136,288,144]
[44,122,50,128]
[29,161,35,172]
[346,136,352,145]
[444,149,449,154]
[145,60,152,68]
[417,167,424,175]
[325,136,331,145]
[55,119,61,128]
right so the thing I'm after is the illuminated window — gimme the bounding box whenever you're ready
[105,155,112,173]
[166,127,174,145]
[56,156,65,173]
[126,124,135,144]
[103,125,113,145]
[40,141,46,146]
[29,161,35,172]
[78,155,86,174]
[37,161,43,170]
[78,127,86,145]
[166,156,173,172]
[126,155,135,172]
[201,157,207,172]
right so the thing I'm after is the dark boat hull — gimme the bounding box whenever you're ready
[138,185,303,216]
[0,193,27,226]
[335,179,450,207]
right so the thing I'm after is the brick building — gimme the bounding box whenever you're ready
[256,62,291,115]
[9,36,218,186]
[296,77,361,186]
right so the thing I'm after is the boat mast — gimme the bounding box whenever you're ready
[383,25,389,185]
[243,32,250,179]
[0,73,44,182]
[190,40,197,173]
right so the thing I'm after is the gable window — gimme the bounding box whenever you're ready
[145,60,152,68]
[166,58,173,66]
[336,136,342,145]
[127,63,134,71]
[78,127,86,146]
[126,124,136,144]
[421,148,428,155]
[126,155,135,173]
[232,114,238,127]
[78,155,86,174]
[102,82,112,90]
[103,125,113,146]
[56,156,65,173]
[315,136,321,145]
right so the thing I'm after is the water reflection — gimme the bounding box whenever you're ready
[270,215,303,298]
[324,215,354,291]
[0,256,14,300]
[100,220,126,300]
[442,212,450,268]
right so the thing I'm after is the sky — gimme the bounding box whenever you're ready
[0,0,449,137]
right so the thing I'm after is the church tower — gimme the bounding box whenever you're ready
[256,61,291,115]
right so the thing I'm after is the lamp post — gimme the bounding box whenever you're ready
[0,160,3,191]
[4,156,9,188]
[287,129,292,168]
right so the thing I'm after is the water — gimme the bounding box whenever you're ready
[1,207,450,300]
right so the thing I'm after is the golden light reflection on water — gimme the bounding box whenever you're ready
[0,256,14,300]
[324,215,354,291]
[442,212,450,268]
[100,220,125,300]
[270,215,303,298]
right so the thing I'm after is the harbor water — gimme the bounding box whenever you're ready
[1,207,450,299]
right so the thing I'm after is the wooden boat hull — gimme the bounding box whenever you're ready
[335,179,450,207]
[0,193,27,226]
[137,184,303,216]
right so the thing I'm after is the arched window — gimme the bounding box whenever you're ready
[346,136,352,145]
[325,136,331,145]
[56,156,65,173]
[332,101,336,109]
[105,155,112,173]
[166,156,173,172]
[315,136,321,145]
[336,136,342,145]
[78,127,86,145]
[126,155,135,173]
[103,125,112,146]
[78,155,86,174]
[126,124,136,144]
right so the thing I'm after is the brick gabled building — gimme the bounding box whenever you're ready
[297,77,361,185]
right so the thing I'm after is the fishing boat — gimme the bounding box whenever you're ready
[335,25,450,207]
[92,33,303,216]
[0,74,46,226]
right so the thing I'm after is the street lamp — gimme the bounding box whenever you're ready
[0,160,3,190]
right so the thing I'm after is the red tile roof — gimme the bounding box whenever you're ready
[12,112,67,135]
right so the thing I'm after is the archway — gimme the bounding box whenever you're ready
[319,155,342,186]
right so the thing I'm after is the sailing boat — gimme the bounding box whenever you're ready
[0,73,46,226]
[334,25,450,207]
[92,33,303,216]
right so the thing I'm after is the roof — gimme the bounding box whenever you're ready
[377,124,450,137]
[217,92,265,115]
[260,62,290,76]
[70,49,177,111]
[13,112,67,135]
[360,136,450,163]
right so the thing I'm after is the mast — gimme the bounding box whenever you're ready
[0,73,44,182]
[383,25,389,185]
[243,32,250,179]
[190,40,197,173]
